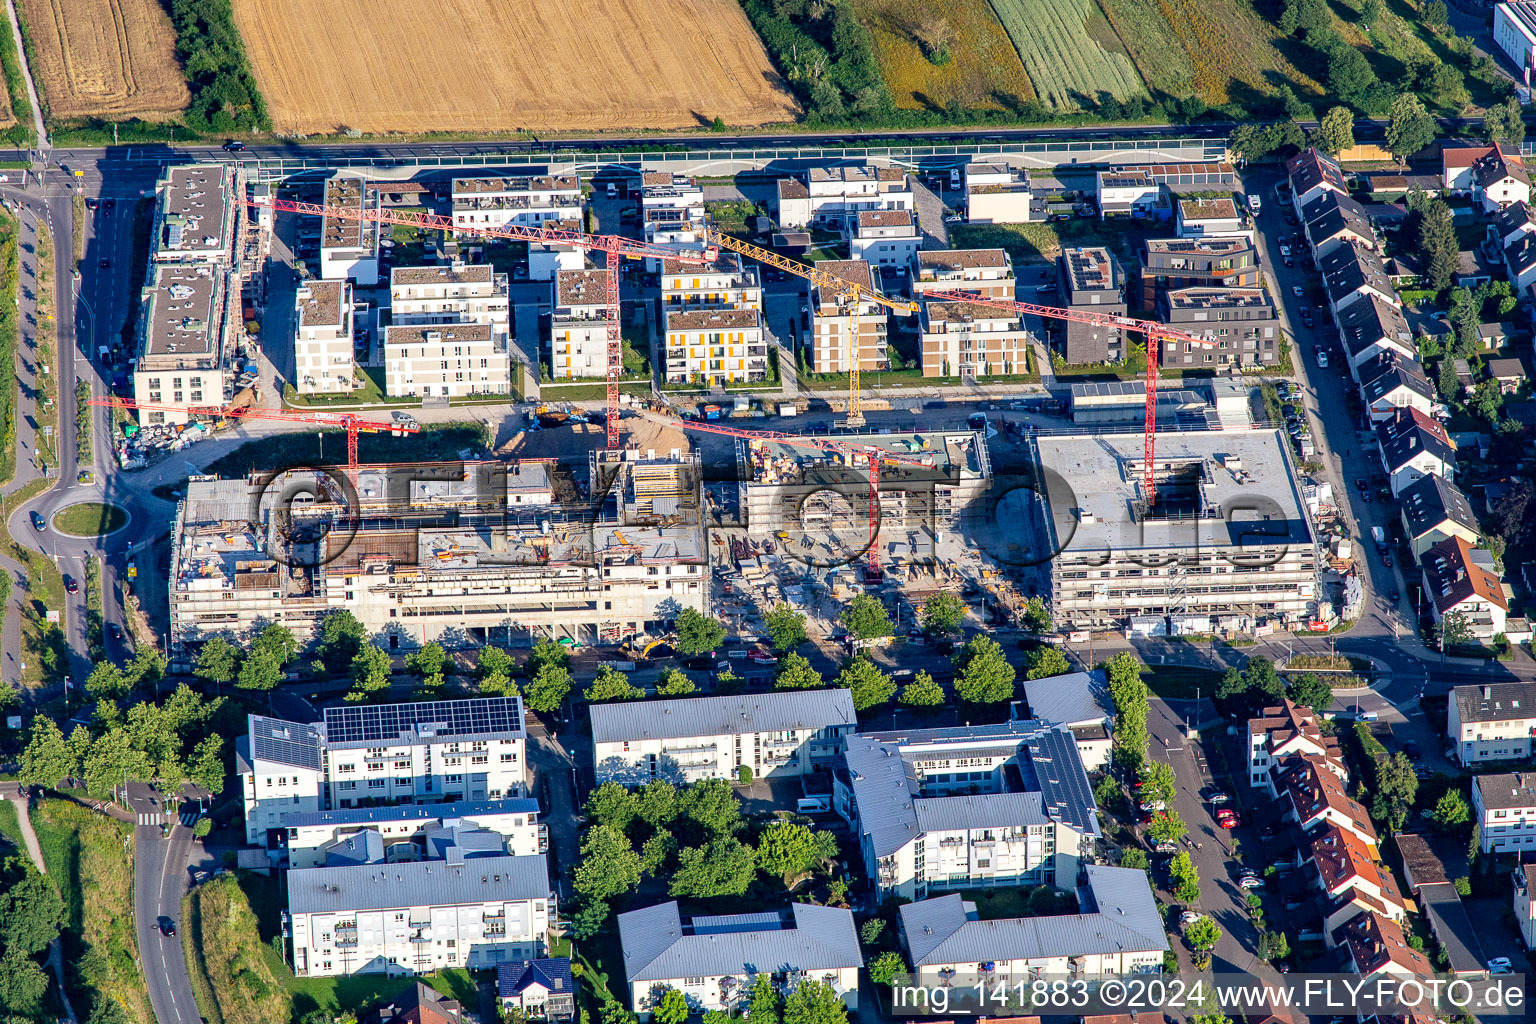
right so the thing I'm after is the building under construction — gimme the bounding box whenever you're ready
[168,453,706,658]
[1031,427,1320,632]
[734,431,991,567]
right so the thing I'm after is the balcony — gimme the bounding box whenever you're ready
[409,932,432,944]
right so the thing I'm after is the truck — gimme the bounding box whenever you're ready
[1370,526,1387,554]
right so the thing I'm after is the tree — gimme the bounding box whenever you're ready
[919,592,965,636]
[1471,379,1505,424]
[676,608,727,655]
[1329,47,1378,107]
[669,838,756,897]
[585,666,645,703]
[1386,93,1437,170]
[1168,850,1201,903]
[585,781,638,830]
[653,989,689,1024]
[1256,930,1291,963]
[528,638,570,675]
[737,764,753,785]
[641,829,677,876]
[1147,810,1189,845]
[774,652,824,691]
[655,668,697,697]
[782,980,847,1024]
[1317,105,1355,155]
[405,642,446,680]
[952,635,1015,704]
[187,735,225,795]
[525,663,573,714]
[1431,789,1471,832]
[910,10,952,62]
[80,726,152,799]
[1287,673,1333,713]
[1184,915,1221,952]
[252,623,298,667]
[748,973,780,1024]
[1105,652,1150,772]
[571,899,608,940]
[1423,0,1448,29]
[572,825,641,900]
[1020,596,1051,634]
[0,948,48,1018]
[478,645,515,685]
[1218,656,1284,710]
[346,644,393,703]
[1138,762,1177,805]
[86,661,130,701]
[18,719,75,789]
[0,865,64,955]
[637,780,680,827]
[1025,646,1070,680]
[316,610,367,673]
[899,671,945,708]
[765,604,807,651]
[193,638,239,689]
[1416,198,1459,292]
[1485,95,1526,147]
[1360,0,1385,28]
[1120,848,1149,870]
[757,821,837,879]
[838,657,894,711]
[1279,0,1329,34]
[680,777,743,841]
[236,650,284,695]
[868,950,907,986]
[1439,610,1475,651]
[841,594,892,641]
[1372,752,1419,832]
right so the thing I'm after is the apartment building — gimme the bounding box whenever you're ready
[1448,682,1536,766]
[547,269,611,381]
[1096,169,1160,217]
[1139,237,1260,307]
[1338,912,1435,981]
[1376,407,1455,496]
[640,173,705,269]
[1287,149,1348,217]
[151,164,239,265]
[849,210,919,267]
[963,163,1036,224]
[1359,353,1435,423]
[918,299,1029,379]
[775,165,912,230]
[294,279,358,394]
[319,175,380,285]
[1035,428,1319,630]
[1400,474,1479,559]
[450,175,581,232]
[899,868,1167,984]
[1514,854,1536,949]
[1338,295,1415,376]
[589,690,855,785]
[617,902,862,1014]
[663,309,768,386]
[1473,771,1536,853]
[281,799,546,869]
[1247,700,1342,796]
[1305,824,1405,922]
[1279,755,1375,848]
[169,454,707,657]
[132,263,234,425]
[806,260,888,373]
[1019,669,1116,770]
[1322,244,1399,315]
[1176,198,1243,239]
[390,263,512,340]
[384,322,509,398]
[237,698,529,844]
[659,253,762,313]
[1420,535,1508,640]
[1469,145,1531,213]
[910,248,1016,300]
[1157,287,1280,368]
[839,724,1098,901]
[287,829,550,977]
[1057,248,1125,364]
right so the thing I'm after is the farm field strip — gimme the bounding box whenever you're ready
[15,0,187,119]
[850,0,1035,110]
[987,0,1145,109]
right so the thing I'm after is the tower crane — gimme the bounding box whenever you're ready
[675,419,936,579]
[920,289,1218,505]
[88,396,417,475]
[702,227,918,428]
[254,196,719,449]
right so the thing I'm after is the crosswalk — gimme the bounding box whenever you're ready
[136,812,168,826]
[135,810,203,828]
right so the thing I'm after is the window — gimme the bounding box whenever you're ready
[368,779,386,789]
[684,978,704,987]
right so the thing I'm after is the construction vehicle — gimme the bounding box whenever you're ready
[921,289,1217,505]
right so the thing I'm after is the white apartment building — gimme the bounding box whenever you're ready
[151,164,239,265]
[294,279,358,394]
[964,163,1036,224]
[910,248,1016,300]
[1473,771,1536,853]
[589,690,856,785]
[237,698,529,845]
[281,798,547,869]
[1448,682,1536,766]
[287,838,550,977]
[849,210,920,267]
[132,263,234,425]
[1247,700,1341,796]
[663,309,767,386]
[618,902,862,1015]
[807,259,888,373]
[451,175,582,233]
[640,173,705,269]
[839,725,1099,902]
[899,868,1167,985]
[776,166,913,230]
[1514,854,1536,949]
[1495,3,1536,79]
[390,264,511,339]
[1420,536,1508,640]
[548,268,611,381]
[385,322,510,398]
[320,175,380,285]
[918,300,1030,379]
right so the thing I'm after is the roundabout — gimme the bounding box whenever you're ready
[50,502,129,537]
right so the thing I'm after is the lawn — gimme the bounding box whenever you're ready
[850,0,1035,111]
[183,875,292,1024]
[50,502,127,537]
[949,218,1141,266]
[0,477,68,687]
[0,796,21,850]
[31,798,151,1024]
[204,423,493,478]
[283,366,418,409]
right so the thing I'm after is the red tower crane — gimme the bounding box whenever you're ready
[258,196,719,449]
[675,419,939,578]
[920,289,1217,504]
[88,396,417,474]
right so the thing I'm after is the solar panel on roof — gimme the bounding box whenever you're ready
[323,697,522,744]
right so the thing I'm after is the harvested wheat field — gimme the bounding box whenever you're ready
[232,0,799,134]
[17,0,187,119]
[852,0,1034,111]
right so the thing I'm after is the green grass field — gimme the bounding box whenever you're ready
[50,502,127,537]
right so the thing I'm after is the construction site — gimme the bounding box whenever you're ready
[167,451,706,658]
[1031,426,1322,634]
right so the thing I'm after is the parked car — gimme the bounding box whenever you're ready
[1238,876,1265,890]
[1292,285,1304,297]
[1489,957,1514,974]
[1179,911,1204,925]
[1155,841,1180,854]
[1201,787,1230,804]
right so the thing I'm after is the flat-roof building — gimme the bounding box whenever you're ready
[910,248,1015,300]
[1158,287,1280,367]
[775,165,912,231]
[281,798,546,868]
[1057,247,1125,364]
[294,279,358,394]
[385,263,513,397]
[320,175,380,285]
[451,175,582,233]
[151,164,239,265]
[132,263,234,425]
[548,268,612,381]
[1140,236,1260,307]
[807,259,888,373]
[918,300,1030,379]
[849,209,919,267]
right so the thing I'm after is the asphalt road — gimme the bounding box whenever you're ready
[125,780,211,1024]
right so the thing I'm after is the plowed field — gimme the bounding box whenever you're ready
[17,0,187,119]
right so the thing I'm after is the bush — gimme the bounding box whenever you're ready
[169,0,271,132]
